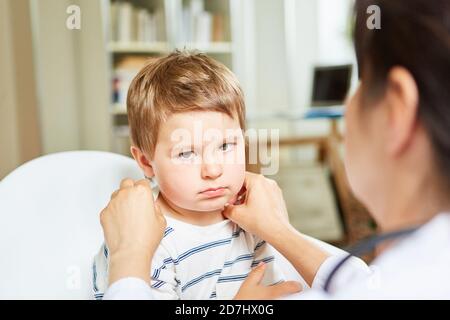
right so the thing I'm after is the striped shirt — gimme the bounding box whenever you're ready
[92,215,285,300]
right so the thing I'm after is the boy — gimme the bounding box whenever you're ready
[93,50,284,299]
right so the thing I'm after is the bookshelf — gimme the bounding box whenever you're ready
[107,41,170,53]
[102,0,239,156]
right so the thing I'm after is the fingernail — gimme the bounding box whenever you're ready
[224,203,229,207]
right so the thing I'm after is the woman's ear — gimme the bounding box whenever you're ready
[130,146,155,178]
[385,66,419,156]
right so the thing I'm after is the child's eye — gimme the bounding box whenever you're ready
[220,142,235,152]
[178,150,195,159]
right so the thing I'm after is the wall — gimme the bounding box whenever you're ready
[30,0,111,154]
[74,0,111,152]
[0,0,41,179]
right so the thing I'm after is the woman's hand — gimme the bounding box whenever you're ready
[223,172,293,243]
[100,178,166,284]
[224,172,330,286]
[234,263,302,300]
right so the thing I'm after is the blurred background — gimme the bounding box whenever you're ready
[0,0,375,249]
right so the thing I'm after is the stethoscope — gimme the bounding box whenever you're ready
[323,225,421,293]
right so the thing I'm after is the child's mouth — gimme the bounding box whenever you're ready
[199,187,227,198]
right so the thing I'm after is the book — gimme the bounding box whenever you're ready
[117,2,132,42]
[112,2,164,44]
[112,56,157,106]
[212,14,224,42]
[180,0,226,46]
[194,11,212,44]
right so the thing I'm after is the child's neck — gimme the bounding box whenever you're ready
[156,194,226,226]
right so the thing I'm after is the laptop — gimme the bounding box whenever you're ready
[305,64,352,118]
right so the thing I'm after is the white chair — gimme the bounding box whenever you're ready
[0,151,345,299]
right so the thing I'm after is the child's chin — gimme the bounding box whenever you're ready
[196,199,228,211]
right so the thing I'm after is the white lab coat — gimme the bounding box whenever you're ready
[104,212,450,299]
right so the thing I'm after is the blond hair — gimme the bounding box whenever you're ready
[127,50,246,158]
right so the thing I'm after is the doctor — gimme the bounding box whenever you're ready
[100,0,450,299]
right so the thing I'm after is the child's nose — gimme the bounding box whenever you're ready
[201,162,223,180]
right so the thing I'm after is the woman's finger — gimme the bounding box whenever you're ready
[268,281,303,299]
[222,203,241,221]
[244,262,266,285]
[120,178,135,189]
[110,189,119,200]
[99,206,108,227]
[134,178,150,188]
[242,172,262,191]
[155,204,166,221]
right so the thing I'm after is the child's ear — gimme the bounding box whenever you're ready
[130,146,155,178]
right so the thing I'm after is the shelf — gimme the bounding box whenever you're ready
[108,42,170,54]
[111,104,127,115]
[176,42,233,54]
[108,42,233,54]
[114,125,130,138]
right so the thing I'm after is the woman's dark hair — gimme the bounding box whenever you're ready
[353,0,450,184]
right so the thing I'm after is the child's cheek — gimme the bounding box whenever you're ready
[157,176,192,207]
[224,163,246,195]
[157,164,200,197]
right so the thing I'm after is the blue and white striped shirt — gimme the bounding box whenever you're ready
[93,215,285,300]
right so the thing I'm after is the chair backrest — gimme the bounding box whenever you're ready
[0,151,143,299]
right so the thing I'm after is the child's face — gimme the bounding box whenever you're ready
[150,111,246,212]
